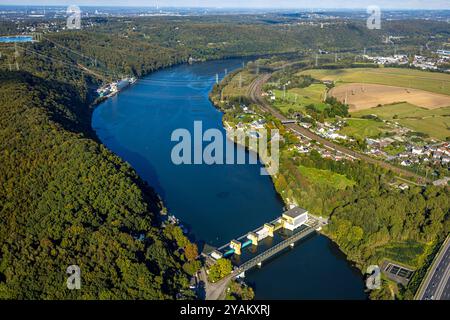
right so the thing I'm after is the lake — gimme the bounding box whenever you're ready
[0,36,33,43]
[92,58,366,299]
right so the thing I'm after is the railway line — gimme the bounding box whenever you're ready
[246,73,430,185]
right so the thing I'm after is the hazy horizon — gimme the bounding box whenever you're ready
[1,1,449,10]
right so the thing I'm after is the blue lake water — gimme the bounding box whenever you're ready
[0,36,33,43]
[92,59,367,299]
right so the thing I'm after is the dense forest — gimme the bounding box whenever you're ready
[275,146,449,299]
[0,15,449,299]
[0,23,208,298]
[0,69,201,299]
[4,16,448,82]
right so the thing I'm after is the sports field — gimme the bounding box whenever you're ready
[299,68,450,96]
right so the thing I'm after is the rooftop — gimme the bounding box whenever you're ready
[283,207,308,219]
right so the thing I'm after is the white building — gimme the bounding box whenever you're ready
[411,147,423,155]
[282,207,308,231]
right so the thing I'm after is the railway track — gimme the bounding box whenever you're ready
[247,73,430,185]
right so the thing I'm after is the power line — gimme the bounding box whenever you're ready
[37,36,121,80]
[16,44,109,79]
[41,35,98,65]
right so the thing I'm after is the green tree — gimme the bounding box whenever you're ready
[184,243,199,262]
[208,259,233,283]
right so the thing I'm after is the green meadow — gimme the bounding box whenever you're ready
[375,240,432,269]
[299,68,450,96]
[298,165,356,190]
[338,118,388,139]
[221,70,257,99]
[352,103,450,140]
[272,83,328,114]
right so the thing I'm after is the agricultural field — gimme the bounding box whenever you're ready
[298,165,356,190]
[338,118,389,140]
[272,83,328,114]
[329,83,450,111]
[398,117,450,141]
[300,68,450,140]
[299,67,450,96]
[352,103,450,140]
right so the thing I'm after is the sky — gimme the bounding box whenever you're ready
[1,0,449,10]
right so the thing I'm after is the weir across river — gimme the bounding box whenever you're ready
[204,207,328,277]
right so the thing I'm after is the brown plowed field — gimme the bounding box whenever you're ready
[329,83,450,111]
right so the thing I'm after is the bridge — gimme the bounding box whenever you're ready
[205,207,327,276]
[200,209,327,300]
[281,119,297,124]
[233,219,320,277]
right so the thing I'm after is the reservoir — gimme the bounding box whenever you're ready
[92,59,366,299]
[0,35,33,43]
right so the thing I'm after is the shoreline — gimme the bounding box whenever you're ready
[208,70,370,287]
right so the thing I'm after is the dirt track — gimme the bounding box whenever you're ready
[329,83,450,111]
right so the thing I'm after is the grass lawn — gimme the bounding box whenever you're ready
[375,240,431,269]
[338,118,388,139]
[272,83,328,114]
[222,70,257,99]
[352,103,450,140]
[298,165,355,190]
[299,68,450,96]
[384,144,407,156]
[352,103,450,119]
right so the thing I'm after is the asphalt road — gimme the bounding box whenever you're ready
[417,236,450,300]
[247,73,429,185]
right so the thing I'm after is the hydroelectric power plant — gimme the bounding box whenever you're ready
[206,207,328,277]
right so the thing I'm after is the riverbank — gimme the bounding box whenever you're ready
[208,68,370,296]
[212,61,450,300]
[208,67,378,291]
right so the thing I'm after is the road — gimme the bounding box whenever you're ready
[199,267,233,300]
[416,236,450,300]
[247,73,429,185]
